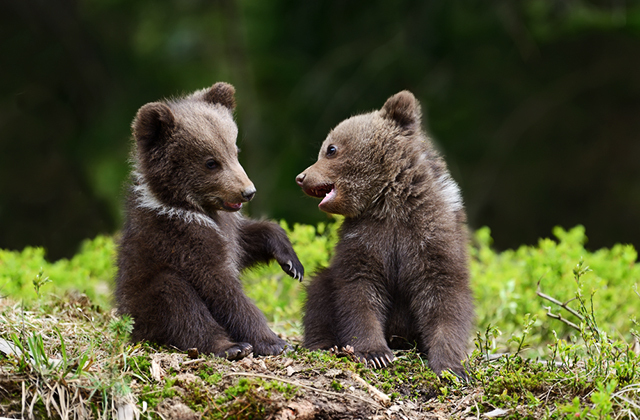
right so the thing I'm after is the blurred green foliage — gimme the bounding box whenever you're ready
[1,222,638,354]
[472,225,640,354]
[0,235,115,308]
[1,0,640,259]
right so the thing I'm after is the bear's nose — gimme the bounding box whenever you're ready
[295,173,305,187]
[242,187,256,202]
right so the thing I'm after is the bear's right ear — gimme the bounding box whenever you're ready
[379,90,422,131]
[202,82,236,110]
[132,102,175,150]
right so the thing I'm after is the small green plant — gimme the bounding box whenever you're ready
[32,268,51,297]
[507,313,537,355]
[330,379,343,391]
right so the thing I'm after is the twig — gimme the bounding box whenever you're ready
[536,282,584,322]
[349,371,391,406]
[537,282,584,331]
[181,358,205,366]
[543,307,581,331]
[222,372,382,407]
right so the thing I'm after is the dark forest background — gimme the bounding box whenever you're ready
[1,0,639,260]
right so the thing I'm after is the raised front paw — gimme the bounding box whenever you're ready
[216,342,253,361]
[354,347,395,369]
[252,335,288,356]
[278,256,304,282]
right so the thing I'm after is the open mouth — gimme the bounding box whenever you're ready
[303,184,336,207]
[222,202,243,211]
[304,184,334,199]
[319,187,336,207]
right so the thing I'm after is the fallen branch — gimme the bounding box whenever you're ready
[349,371,391,407]
[181,358,205,366]
[223,372,382,408]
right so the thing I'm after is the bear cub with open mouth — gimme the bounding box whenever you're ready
[116,82,303,360]
[296,91,473,376]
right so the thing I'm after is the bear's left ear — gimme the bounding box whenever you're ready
[202,82,236,110]
[379,90,422,131]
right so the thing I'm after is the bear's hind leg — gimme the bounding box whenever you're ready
[129,272,253,360]
[303,270,338,350]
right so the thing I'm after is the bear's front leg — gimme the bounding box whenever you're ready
[202,272,289,356]
[237,219,304,281]
[219,291,288,356]
[332,275,395,369]
[411,275,473,378]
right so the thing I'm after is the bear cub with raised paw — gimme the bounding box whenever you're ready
[116,82,303,361]
[296,90,473,377]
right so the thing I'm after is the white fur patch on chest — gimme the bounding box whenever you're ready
[132,172,221,232]
[437,173,463,213]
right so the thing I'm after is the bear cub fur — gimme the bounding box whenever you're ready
[116,82,303,360]
[296,91,473,376]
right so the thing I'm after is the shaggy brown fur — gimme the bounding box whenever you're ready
[296,91,473,376]
[116,82,303,360]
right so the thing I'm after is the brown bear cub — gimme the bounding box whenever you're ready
[116,82,303,360]
[296,91,473,376]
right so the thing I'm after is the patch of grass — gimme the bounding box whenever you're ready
[210,377,277,420]
[0,223,639,418]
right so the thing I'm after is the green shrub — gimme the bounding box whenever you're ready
[1,222,638,355]
[472,225,640,354]
[0,235,115,307]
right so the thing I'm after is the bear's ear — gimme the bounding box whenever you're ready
[132,102,175,150]
[379,90,421,130]
[202,82,236,110]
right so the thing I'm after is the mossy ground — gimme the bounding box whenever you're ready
[1,291,638,419]
[1,223,639,418]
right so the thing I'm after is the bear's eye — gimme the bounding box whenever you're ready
[205,159,218,170]
[326,145,337,157]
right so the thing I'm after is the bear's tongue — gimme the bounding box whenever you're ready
[225,202,243,210]
[319,187,336,206]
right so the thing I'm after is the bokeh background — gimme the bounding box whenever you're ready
[1,0,639,260]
